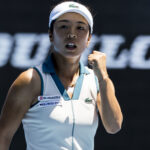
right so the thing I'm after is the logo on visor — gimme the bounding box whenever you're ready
[69,4,79,8]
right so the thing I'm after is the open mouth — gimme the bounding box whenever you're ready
[65,43,77,49]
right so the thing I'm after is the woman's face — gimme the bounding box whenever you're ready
[50,12,91,58]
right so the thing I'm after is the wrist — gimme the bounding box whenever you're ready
[98,74,109,83]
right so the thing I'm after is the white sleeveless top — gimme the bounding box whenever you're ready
[22,55,99,150]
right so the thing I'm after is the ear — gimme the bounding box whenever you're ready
[86,34,92,47]
[49,33,53,42]
[48,30,53,42]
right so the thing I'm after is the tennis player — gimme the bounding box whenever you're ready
[0,1,123,150]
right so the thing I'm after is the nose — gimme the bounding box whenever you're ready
[67,27,77,39]
[67,33,77,39]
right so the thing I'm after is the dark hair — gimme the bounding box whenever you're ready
[49,20,56,33]
[48,0,93,34]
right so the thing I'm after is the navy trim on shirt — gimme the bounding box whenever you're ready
[42,54,90,100]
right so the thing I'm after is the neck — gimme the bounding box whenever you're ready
[51,52,80,80]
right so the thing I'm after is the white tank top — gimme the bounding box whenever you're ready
[22,55,99,150]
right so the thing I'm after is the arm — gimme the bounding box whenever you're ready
[88,51,123,134]
[0,69,41,150]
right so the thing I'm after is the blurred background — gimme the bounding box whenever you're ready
[0,0,150,149]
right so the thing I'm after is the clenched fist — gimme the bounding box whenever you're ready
[88,51,108,81]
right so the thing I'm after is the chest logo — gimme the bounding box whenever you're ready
[38,96,61,101]
[85,98,93,103]
[38,95,62,106]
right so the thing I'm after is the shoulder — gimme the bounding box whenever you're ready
[84,66,95,75]
[84,66,96,82]
[84,66,100,93]
[9,68,41,105]
[13,68,40,89]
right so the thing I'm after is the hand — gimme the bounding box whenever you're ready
[88,51,108,81]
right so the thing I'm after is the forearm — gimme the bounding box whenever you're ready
[88,51,123,133]
[98,77,123,134]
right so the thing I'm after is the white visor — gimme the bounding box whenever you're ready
[49,1,93,33]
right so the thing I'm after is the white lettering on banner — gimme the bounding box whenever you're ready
[129,36,150,69]
[100,35,128,69]
[0,32,150,69]
[0,33,13,67]
[81,35,129,68]
[11,33,50,68]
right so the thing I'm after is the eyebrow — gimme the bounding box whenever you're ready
[56,19,87,25]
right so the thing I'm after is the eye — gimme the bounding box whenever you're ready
[77,26,85,30]
[60,25,68,29]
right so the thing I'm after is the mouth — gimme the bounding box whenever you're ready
[65,43,77,50]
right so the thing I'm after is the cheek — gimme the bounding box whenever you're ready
[79,34,90,46]
[53,32,63,46]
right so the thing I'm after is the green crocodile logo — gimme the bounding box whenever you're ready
[85,98,93,103]
[69,4,79,8]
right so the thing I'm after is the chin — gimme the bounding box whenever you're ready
[64,53,81,59]
[53,49,82,59]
